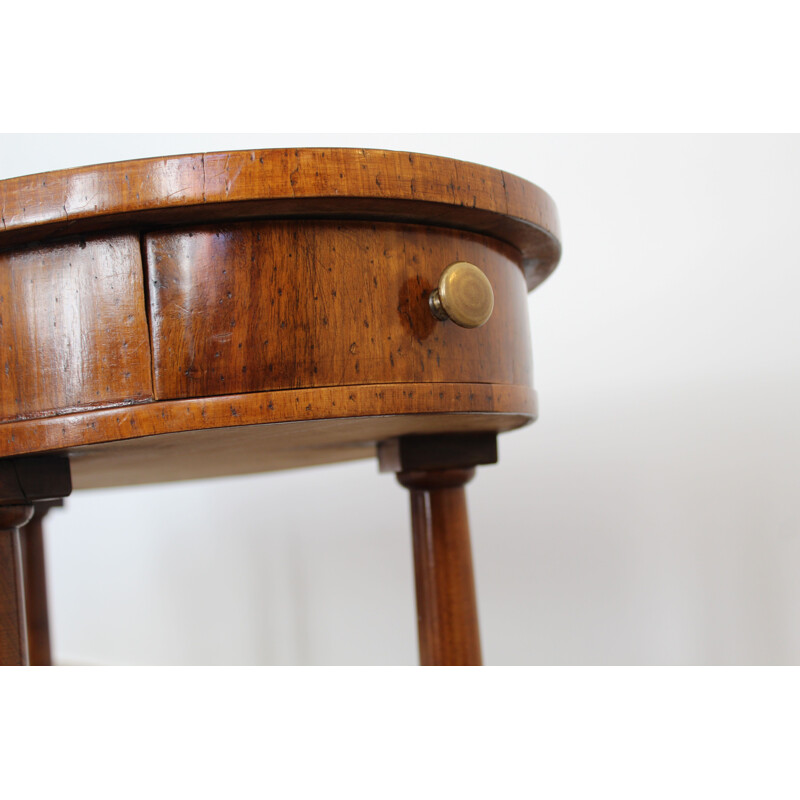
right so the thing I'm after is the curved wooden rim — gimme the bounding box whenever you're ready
[0,382,537,458]
[0,148,561,290]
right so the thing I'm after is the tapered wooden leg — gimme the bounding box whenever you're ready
[398,468,481,665]
[0,505,35,666]
[379,433,497,666]
[21,502,61,666]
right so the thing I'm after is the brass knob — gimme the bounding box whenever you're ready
[429,261,494,328]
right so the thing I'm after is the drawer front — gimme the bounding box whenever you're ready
[145,220,533,401]
[0,235,154,422]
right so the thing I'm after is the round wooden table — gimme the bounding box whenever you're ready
[0,148,561,665]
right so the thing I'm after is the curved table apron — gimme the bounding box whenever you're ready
[0,148,561,666]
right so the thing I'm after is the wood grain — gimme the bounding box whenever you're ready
[0,380,534,457]
[146,221,532,400]
[0,147,556,488]
[398,468,482,666]
[0,235,153,422]
[0,148,561,290]
[0,147,562,666]
[65,407,530,490]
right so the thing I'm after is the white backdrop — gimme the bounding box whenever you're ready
[2,134,798,664]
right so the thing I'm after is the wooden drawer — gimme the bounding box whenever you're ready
[144,220,533,401]
[0,235,153,422]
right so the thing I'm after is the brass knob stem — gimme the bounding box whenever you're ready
[429,262,494,328]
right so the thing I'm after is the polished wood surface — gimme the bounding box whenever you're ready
[0,148,561,665]
[0,382,534,466]
[66,407,530,490]
[0,148,561,290]
[0,235,153,422]
[0,148,558,487]
[0,505,34,666]
[0,459,70,665]
[21,502,60,666]
[147,221,531,400]
[398,468,481,666]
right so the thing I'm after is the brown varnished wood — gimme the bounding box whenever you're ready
[0,148,561,666]
[0,505,34,666]
[0,380,534,459]
[0,458,68,665]
[67,409,525,490]
[0,234,153,422]
[0,148,556,471]
[398,468,481,666]
[382,435,493,665]
[0,148,561,290]
[21,502,61,666]
[146,221,532,401]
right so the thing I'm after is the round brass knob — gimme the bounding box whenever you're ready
[429,262,494,328]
